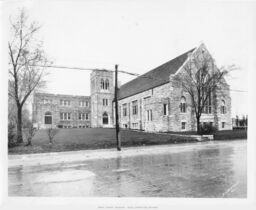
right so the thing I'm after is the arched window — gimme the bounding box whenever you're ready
[100,79,105,89]
[180,96,186,113]
[105,79,109,90]
[102,112,108,125]
[221,100,226,114]
[45,111,52,124]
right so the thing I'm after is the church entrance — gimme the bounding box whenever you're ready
[103,112,108,125]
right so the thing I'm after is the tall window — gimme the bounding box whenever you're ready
[147,110,153,121]
[203,91,212,114]
[105,79,109,90]
[221,100,226,114]
[100,79,105,89]
[132,100,138,115]
[163,104,168,115]
[123,104,127,117]
[180,96,186,113]
[44,111,52,124]
[103,112,108,124]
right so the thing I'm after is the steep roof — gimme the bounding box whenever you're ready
[118,47,196,100]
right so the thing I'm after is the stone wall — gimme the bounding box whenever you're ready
[118,83,173,132]
[32,93,91,129]
[117,43,232,132]
[90,70,114,128]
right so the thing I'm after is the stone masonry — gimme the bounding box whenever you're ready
[32,93,91,129]
[33,43,232,132]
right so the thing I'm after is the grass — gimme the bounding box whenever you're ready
[8,128,247,155]
[8,128,197,154]
[213,129,247,140]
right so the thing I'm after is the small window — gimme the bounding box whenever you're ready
[43,99,52,104]
[222,122,225,128]
[181,122,186,130]
[103,99,108,106]
[60,100,70,106]
[60,112,71,120]
[78,113,84,120]
[80,101,88,107]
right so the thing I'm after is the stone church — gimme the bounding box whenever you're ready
[32,43,232,132]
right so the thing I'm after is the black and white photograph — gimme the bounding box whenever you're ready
[0,0,255,209]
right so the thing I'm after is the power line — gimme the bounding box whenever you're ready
[27,64,113,72]
[230,89,248,93]
[28,64,248,93]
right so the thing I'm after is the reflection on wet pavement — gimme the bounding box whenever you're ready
[8,140,247,197]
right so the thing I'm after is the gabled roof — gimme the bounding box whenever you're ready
[118,47,196,100]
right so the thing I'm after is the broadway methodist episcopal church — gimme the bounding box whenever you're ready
[32,43,232,132]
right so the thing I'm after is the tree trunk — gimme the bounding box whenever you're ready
[16,106,23,143]
[196,116,201,135]
[26,138,32,146]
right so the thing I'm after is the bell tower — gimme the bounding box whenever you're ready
[90,70,114,128]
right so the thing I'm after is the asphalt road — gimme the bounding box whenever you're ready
[8,140,247,197]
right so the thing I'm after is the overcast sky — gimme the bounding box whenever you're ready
[4,0,256,117]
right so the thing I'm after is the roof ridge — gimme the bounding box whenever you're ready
[119,47,196,89]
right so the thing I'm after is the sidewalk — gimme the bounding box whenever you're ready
[8,141,232,168]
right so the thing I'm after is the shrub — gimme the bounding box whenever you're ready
[47,127,59,144]
[8,123,16,147]
[23,122,37,146]
[199,123,216,135]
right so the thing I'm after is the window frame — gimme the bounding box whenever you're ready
[181,122,186,130]
[132,100,138,115]
[163,103,168,116]
[180,97,186,113]
[44,112,52,124]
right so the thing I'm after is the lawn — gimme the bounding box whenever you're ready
[8,128,247,155]
[8,128,197,154]
[213,129,247,140]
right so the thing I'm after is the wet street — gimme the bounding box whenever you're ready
[8,140,247,197]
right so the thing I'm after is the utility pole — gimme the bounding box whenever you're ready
[115,64,121,151]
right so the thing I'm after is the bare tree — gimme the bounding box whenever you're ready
[173,48,231,134]
[47,127,59,144]
[8,9,51,143]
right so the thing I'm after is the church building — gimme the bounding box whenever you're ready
[32,43,232,132]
